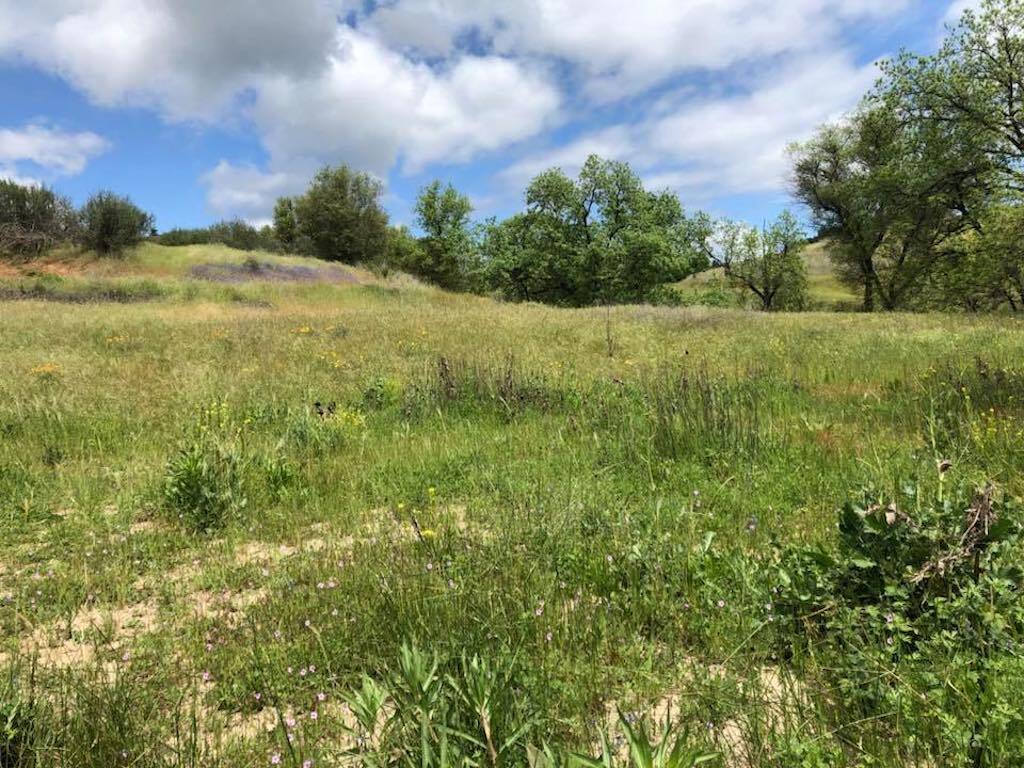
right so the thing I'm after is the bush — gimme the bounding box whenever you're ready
[78,191,153,255]
[776,483,1024,763]
[0,179,77,257]
[163,437,247,533]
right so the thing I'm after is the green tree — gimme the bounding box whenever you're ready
[293,166,389,264]
[791,106,992,311]
[272,197,299,252]
[78,191,154,255]
[412,181,480,291]
[882,0,1024,190]
[718,212,809,311]
[485,155,707,306]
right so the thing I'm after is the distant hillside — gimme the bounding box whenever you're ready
[674,239,859,310]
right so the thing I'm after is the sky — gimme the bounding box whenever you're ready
[0,0,980,233]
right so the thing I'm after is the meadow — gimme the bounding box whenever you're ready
[2,244,1024,767]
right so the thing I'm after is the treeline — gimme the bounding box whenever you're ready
[0,181,153,256]
[792,0,1024,312]
[156,220,280,252]
[269,159,812,308]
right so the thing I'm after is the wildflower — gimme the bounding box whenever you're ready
[447,579,456,589]
[606,554,613,564]
[426,562,434,572]
[716,600,725,609]
[317,692,327,702]
[271,753,282,765]
[310,710,319,721]
[309,665,316,673]
[254,692,262,701]
[202,671,212,683]
[303,761,314,768]
[545,632,553,643]
[286,717,297,729]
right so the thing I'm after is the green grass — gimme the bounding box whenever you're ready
[1,244,1023,766]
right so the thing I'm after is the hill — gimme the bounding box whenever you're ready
[1,244,1022,765]
[675,238,860,309]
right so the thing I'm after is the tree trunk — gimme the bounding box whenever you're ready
[863,278,875,312]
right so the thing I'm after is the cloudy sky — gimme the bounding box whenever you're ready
[0,1,975,230]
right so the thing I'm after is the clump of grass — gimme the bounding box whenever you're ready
[163,402,247,533]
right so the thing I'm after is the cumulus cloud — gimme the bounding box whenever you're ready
[0,124,110,183]
[366,0,908,99]
[0,0,927,220]
[499,53,878,203]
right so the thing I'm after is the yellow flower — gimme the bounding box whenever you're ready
[30,363,61,378]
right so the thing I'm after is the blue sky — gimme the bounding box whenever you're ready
[0,1,975,233]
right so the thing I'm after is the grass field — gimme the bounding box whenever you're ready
[2,244,1023,767]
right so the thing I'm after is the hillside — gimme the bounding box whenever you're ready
[1,244,1023,766]
[676,239,860,309]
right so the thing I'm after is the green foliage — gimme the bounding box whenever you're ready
[291,165,389,265]
[0,179,78,257]
[483,155,708,306]
[163,403,247,533]
[776,483,1024,764]
[881,0,1024,190]
[157,220,280,252]
[273,197,299,252]
[791,104,992,311]
[717,212,808,311]
[408,181,481,292]
[78,191,154,256]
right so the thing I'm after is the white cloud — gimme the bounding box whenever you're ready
[500,53,877,203]
[943,0,982,26]
[0,0,926,220]
[367,0,908,100]
[0,124,110,181]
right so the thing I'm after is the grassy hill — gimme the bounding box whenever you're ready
[676,239,860,309]
[1,244,1022,766]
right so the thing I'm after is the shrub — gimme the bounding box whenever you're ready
[78,191,154,255]
[163,437,247,533]
[775,483,1024,763]
[0,179,77,257]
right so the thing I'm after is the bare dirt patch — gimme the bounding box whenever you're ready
[2,598,161,670]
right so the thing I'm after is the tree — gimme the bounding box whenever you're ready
[882,0,1024,190]
[717,212,809,311]
[924,205,1024,311]
[484,155,707,306]
[272,197,299,252]
[411,181,480,291]
[0,179,77,256]
[791,106,992,311]
[292,166,389,264]
[78,191,154,255]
